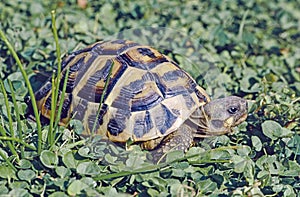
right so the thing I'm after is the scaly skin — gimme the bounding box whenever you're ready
[147,124,194,163]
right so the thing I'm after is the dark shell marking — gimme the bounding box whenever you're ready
[32,40,209,142]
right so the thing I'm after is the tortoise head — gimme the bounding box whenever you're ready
[194,96,248,136]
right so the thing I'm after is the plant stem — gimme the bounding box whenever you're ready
[0,148,17,172]
[7,79,25,158]
[0,80,19,162]
[0,136,36,150]
[0,29,43,155]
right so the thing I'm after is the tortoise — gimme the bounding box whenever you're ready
[27,39,248,160]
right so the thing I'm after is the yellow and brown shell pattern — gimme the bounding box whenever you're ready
[30,40,210,142]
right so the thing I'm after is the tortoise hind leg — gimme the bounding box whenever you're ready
[147,124,194,163]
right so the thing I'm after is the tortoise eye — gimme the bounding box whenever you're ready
[228,106,239,114]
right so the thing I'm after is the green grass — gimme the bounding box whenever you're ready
[0,0,300,196]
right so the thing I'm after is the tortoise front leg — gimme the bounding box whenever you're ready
[147,124,194,163]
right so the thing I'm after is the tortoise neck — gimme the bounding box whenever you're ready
[185,107,209,137]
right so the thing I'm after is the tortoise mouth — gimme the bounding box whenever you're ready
[234,113,248,126]
[193,112,248,137]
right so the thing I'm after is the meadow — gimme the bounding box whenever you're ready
[0,0,299,196]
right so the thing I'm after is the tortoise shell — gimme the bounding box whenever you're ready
[32,39,210,142]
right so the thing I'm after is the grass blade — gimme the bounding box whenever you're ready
[51,10,62,106]
[0,143,17,172]
[0,136,36,150]
[91,61,114,134]
[45,10,65,147]
[0,80,15,140]
[0,29,43,155]
[93,147,232,181]
[0,80,19,162]
[48,72,56,145]
[7,79,25,158]
[238,9,249,40]
[54,68,70,130]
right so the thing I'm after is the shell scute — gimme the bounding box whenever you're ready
[107,112,128,136]
[133,111,153,138]
[154,104,178,135]
[130,82,164,112]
